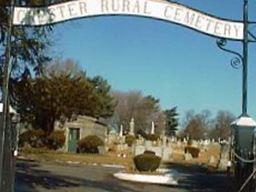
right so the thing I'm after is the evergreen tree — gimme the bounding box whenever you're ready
[13,59,115,134]
[164,107,179,136]
[0,0,53,80]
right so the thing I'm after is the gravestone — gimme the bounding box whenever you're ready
[203,139,210,146]
[170,137,176,143]
[129,118,135,135]
[184,153,193,161]
[218,143,230,170]
[116,143,128,152]
[177,140,182,147]
[145,140,152,148]
[191,140,199,148]
[209,155,216,165]
[119,124,123,137]
[146,146,162,156]
[136,138,144,145]
[150,121,155,134]
[162,147,172,161]
[98,146,107,155]
[183,138,187,145]
[134,145,146,156]
[162,136,167,147]
[134,144,172,161]
[106,133,118,145]
[118,136,126,144]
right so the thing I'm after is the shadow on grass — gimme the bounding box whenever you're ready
[15,159,141,192]
[15,159,235,192]
[162,162,235,192]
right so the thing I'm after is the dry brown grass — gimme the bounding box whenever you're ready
[19,148,133,168]
[19,144,222,171]
[170,144,221,169]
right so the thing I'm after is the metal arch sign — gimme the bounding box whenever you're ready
[13,0,244,40]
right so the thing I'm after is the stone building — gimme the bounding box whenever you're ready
[56,115,108,153]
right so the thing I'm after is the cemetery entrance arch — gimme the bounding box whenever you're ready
[1,0,256,191]
[12,0,249,115]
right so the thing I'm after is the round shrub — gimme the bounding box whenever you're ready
[133,152,161,172]
[47,130,65,150]
[184,146,200,158]
[187,139,193,146]
[136,129,148,139]
[143,150,156,155]
[146,134,159,141]
[19,129,46,148]
[125,135,136,146]
[78,135,104,153]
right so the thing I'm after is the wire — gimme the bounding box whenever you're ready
[233,150,256,163]
[231,149,256,191]
[238,169,256,192]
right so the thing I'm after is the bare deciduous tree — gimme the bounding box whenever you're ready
[180,110,212,139]
[209,111,235,140]
[110,90,161,134]
[44,58,84,77]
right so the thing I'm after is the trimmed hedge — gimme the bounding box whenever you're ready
[187,139,193,146]
[136,129,148,139]
[143,150,156,155]
[125,135,136,146]
[19,129,46,148]
[47,130,65,150]
[19,129,66,150]
[184,146,200,158]
[134,151,161,172]
[146,134,159,141]
[78,135,104,153]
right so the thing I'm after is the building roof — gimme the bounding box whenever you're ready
[231,116,256,127]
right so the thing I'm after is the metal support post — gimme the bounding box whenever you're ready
[242,0,248,116]
[0,0,15,191]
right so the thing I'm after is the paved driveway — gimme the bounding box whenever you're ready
[15,159,232,192]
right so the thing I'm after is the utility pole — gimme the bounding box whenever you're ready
[0,0,15,191]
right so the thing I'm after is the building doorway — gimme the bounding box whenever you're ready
[68,128,80,153]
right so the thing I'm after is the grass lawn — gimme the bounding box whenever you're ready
[19,148,133,168]
[19,144,222,173]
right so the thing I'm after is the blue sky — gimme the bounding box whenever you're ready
[51,0,256,118]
